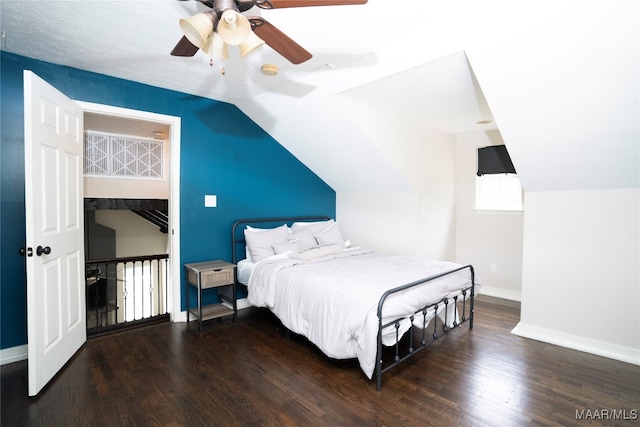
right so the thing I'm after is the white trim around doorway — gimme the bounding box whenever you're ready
[77,101,185,323]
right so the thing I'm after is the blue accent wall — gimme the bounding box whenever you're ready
[0,51,335,350]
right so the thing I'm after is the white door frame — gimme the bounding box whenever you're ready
[77,101,184,322]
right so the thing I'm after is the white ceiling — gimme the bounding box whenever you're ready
[0,0,493,134]
[84,113,170,139]
[341,51,494,134]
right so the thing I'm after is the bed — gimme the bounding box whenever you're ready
[231,216,480,390]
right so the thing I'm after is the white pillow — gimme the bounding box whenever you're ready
[272,240,302,254]
[244,224,290,262]
[289,244,344,261]
[290,219,334,235]
[314,222,346,247]
[288,229,318,250]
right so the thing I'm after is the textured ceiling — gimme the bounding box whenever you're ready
[0,0,492,134]
[84,113,170,140]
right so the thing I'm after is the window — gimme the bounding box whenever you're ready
[84,130,164,178]
[475,173,523,211]
[475,145,523,211]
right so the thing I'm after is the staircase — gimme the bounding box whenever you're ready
[85,198,169,233]
[131,209,168,233]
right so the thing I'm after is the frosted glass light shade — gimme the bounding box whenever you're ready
[179,11,217,49]
[204,31,229,59]
[239,31,265,56]
[217,10,251,46]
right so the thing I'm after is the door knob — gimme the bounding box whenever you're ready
[36,246,51,256]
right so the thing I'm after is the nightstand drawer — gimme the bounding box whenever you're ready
[186,267,233,288]
[200,268,234,288]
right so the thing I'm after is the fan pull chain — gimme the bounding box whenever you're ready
[208,53,225,75]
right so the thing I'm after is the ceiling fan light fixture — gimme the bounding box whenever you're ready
[217,10,252,46]
[179,11,217,49]
[239,31,265,57]
[205,31,230,59]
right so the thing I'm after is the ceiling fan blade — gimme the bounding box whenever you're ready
[257,0,367,8]
[171,36,200,57]
[250,17,312,64]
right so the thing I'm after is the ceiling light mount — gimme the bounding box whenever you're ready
[261,64,278,76]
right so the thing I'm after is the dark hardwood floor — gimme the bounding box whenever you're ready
[2,296,638,426]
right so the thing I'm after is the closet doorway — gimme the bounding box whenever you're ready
[78,102,182,330]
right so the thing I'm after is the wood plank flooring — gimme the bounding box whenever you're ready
[2,296,638,426]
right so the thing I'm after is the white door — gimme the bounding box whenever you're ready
[24,71,86,396]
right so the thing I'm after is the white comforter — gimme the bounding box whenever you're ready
[247,248,480,379]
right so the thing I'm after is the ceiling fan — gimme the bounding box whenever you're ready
[171,0,368,65]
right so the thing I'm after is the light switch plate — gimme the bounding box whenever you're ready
[204,195,217,208]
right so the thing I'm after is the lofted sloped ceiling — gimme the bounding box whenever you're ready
[1,1,637,193]
[340,52,494,135]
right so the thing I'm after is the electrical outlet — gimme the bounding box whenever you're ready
[490,264,498,273]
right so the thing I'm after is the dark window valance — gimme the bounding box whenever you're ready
[477,145,517,176]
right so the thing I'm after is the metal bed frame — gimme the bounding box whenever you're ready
[375,265,475,390]
[231,215,476,391]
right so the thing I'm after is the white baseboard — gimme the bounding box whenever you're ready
[478,285,521,302]
[1,344,28,366]
[172,310,188,323]
[512,322,640,366]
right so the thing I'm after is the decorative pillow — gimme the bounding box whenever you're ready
[272,240,302,255]
[244,225,278,261]
[289,244,344,261]
[288,229,318,250]
[290,219,334,235]
[314,222,346,247]
[244,224,290,262]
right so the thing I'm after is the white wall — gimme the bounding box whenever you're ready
[337,101,456,260]
[94,210,168,258]
[455,131,524,301]
[513,188,640,365]
[85,177,169,200]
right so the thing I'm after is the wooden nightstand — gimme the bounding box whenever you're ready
[185,260,236,331]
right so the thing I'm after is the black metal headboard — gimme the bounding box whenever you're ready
[231,215,331,265]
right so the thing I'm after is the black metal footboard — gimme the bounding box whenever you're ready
[375,265,476,391]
